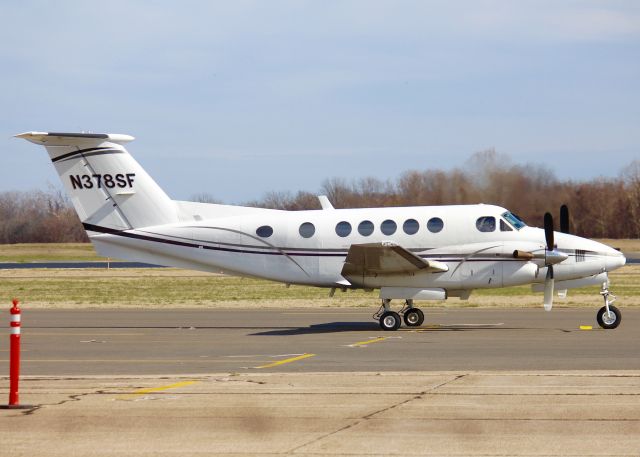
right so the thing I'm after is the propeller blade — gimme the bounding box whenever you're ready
[560,205,569,234]
[543,212,554,251]
[543,266,554,311]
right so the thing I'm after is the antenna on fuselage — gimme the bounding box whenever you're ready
[317,195,334,210]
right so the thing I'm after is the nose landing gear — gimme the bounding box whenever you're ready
[597,284,621,330]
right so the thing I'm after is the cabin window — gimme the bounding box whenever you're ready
[500,219,513,232]
[256,225,273,238]
[380,219,397,235]
[358,220,374,236]
[427,217,444,233]
[299,222,315,238]
[403,219,419,235]
[476,216,496,232]
[335,221,352,237]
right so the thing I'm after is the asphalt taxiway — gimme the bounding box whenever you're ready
[5,307,640,375]
[2,308,640,456]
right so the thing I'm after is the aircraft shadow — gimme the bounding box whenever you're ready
[250,322,523,336]
[251,321,380,335]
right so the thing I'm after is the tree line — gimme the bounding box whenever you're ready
[247,150,640,239]
[1,150,638,243]
[0,188,87,243]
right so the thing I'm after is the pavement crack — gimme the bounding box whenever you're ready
[363,373,467,421]
[21,390,105,416]
[288,374,467,454]
[213,374,267,385]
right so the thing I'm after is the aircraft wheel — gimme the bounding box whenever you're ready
[596,305,621,329]
[403,308,424,327]
[379,311,402,331]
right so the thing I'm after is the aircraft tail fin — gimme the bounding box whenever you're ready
[16,132,178,231]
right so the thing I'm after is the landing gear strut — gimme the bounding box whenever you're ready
[374,299,424,331]
[597,284,621,330]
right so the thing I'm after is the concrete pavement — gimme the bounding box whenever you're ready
[1,371,639,456]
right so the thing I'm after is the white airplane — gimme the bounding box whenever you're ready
[17,132,627,331]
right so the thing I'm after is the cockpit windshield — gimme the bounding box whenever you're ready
[501,211,526,230]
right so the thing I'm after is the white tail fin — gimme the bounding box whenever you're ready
[16,132,178,230]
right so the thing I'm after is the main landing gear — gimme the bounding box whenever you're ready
[596,284,621,330]
[374,299,424,331]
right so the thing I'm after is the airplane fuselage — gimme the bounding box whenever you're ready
[86,202,625,296]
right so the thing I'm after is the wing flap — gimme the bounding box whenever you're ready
[341,242,448,278]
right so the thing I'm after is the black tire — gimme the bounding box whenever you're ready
[403,308,424,327]
[379,311,402,331]
[596,305,621,329]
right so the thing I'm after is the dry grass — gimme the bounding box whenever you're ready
[0,264,637,310]
[0,243,104,262]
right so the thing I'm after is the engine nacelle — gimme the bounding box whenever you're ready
[503,262,539,287]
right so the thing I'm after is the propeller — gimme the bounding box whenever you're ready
[544,212,554,251]
[560,204,570,234]
[543,212,555,311]
[510,207,570,311]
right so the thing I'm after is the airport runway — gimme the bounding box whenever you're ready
[5,307,640,375]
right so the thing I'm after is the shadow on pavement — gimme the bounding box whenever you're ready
[251,321,380,335]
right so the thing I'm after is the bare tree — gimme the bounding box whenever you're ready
[190,192,222,204]
[3,154,639,243]
[621,160,640,238]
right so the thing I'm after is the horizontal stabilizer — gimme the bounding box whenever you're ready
[15,132,134,146]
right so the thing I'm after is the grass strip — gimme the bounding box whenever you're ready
[0,265,637,309]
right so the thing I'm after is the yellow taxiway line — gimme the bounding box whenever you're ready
[255,353,315,369]
[130,380,199,396]
[117,380,200,400]
[348,337,388,347]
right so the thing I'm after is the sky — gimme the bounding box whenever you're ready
[1,1,639,204]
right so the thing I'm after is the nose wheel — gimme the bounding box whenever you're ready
[597,284,621,329]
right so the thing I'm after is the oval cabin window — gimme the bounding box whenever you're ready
[256,225,274,238]
[299,222,315,238]
[380,219,397,235]
[335,221,352,237]
[427,217,444,233]
[358,220,374,236]
[403,219,419,235]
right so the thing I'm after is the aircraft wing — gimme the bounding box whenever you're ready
[341,242,448,278]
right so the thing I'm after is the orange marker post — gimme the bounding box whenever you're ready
[2,299,31,409]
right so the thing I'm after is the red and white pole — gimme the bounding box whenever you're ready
[9,298,21,406]
[2,299,30,410]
